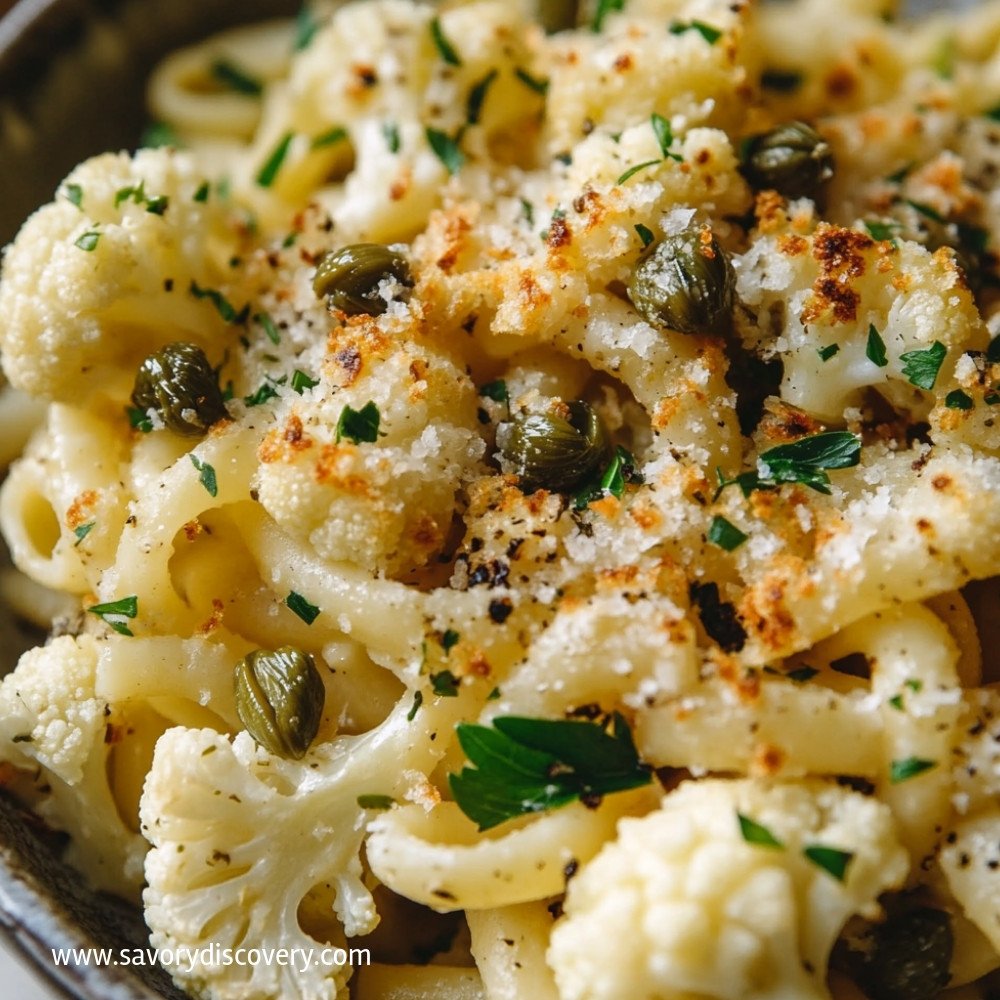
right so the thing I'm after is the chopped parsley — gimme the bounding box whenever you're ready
[803,844,853,881]
[193,181,210,202]
[64,183,83,208]
[73,522,94,546]
[87,595,138,636]
[487,686,501,700]
[575,446,643,508]
[449,713,651,831]
[210,58,263,96]
[336,401,381,444]
[737,813,784,848]
[817,343,840,362]
[383,121,401,154]
[430,16,462,66]
[885,162,915,184]
[244,377,284,407]
[466,69,498,126]
[592,0,625,32]
[74,231,100,252]
[441,628,460,653]
[127,406,153,433]
[407,689,423,721]
[291,369,319,394]
[866,324,889,368]
[616,159,661,185]
[760,69,803,92]
[889,757,937,784]
[864,220,900,243]
[293,5,319,51]
[256,132,294,187]
[479,379,509,403]
[635,223,655,248]
[945,389,974,410]
[650,113,681,161]
[431,670,460,697]
[189,280,241,323]
[255,312,280,345]
[114,180,168,215]
[285,591,320,625]
[985,104,1000,123]
[357,794,395,810]
[900,341,946,390]
[906,198,946,224]
[189,454,218,497]
[668,19,722,44]
[515,67,549,96]
[426,127,465,175]
[311,125,348,149]
[708,515,748,552]
[140,121,182,149]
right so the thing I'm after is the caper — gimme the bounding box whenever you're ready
[858,907,953,1000]
[500,400,613,494]
[627,228,735,334]
[312,243,413,315]
[234,646,325,760]
[131,342,226,436]
[739,121,834,200]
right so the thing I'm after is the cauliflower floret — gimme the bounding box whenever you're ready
[548,779,909,1000]
[0,147,239,403]
[0,635,146,897]
[140,691,468,1000]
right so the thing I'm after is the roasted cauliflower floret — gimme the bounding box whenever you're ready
[548,778,909,1000]
[0,635,146,897]
[0,147,239,403]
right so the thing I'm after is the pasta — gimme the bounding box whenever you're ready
[2,0,1000,997]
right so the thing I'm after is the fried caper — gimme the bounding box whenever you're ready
[312,243,413,315]
[627,228,735,334]
[130,342,226,436]
[500,400,613,494]
[858,907,953,1000]
[234,646,325,760]
[739,120,834,200]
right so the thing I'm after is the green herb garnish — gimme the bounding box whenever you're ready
[442,628,460,652]
[336,401,381,444]
[255,312,280,345]
[311,125,348,149]
[803,844,853,881]
[74,231,100,252]
[73,522,94,546]
[293,5,319,51]
[426,127,465,175]
[906,199,946,224]
[140,121,182,149]
[737,813,784,848]
[383,121,401,154]
[467,69,498,126]
[668,19,721,44]
[407,689,423,721]
[193,181,210,203]
[430,17,462,66]
[256,132,294,187]
[127,406,153,433]
[650,113,682,161]
[866,324,889,368]
[818,343,840,361]
[900,341,946,390]
[753,431,861,495]
[64,183,83,208]
[864,220,900,242]
[291,369,319,394]
[210,58,263,96]
[591,0,625,32]
[431,670,460,697]
[708,515,748,552]
[114,180,168,215]
[635,223,654,248]
[285,591,320,625]
[889,757,937,784]
[515,67,549,95]
[761,69,803,92]
[189,281,240,323]
[945,389,973,410]
[617,159,661,185]
[449,713,651,831]
[87,596,138,636]
[357,794,395,810]
[189,454,218,497]
[786,666,819,683]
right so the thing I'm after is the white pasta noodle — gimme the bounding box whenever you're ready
[2,0,1000,997]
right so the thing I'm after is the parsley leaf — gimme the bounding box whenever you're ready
[193,181,210,202]
[189,454,218,497]
[708,515,748,552]
[616,159,661,185]
[255,312,280,345]
[426,127,465,175]
[478,380,509,403]
[243,376,285,407]
[900,341,946,390]
[74,231,100,252]
[945,389,974,410]
[407,690,424,721]
[574,446,642,509]
[890,757,937,784]
[431,670,460,697]
[650,113,681,161]
[635,223,655,248]
[210,58,263,96]
[866,324,889,367]
[140,121,182,149]
[73,522,94,546]
[668,19,721,44]
[754,431,862,495]
[515,67,549,95]
[430,17,462,66]
[357,794,395,810]
[285,591,320,624]
[256,132,294,187]
[760,69,803,92]
[383,121,401,154]
[591,0,625,32]
[127,406,153,433]
[466,69,498,126]
[864,220,901,242]
[803,844,853,881]
[818,343,840,362]
[189,280,240,323]
[737,813,784,848]
[336,401,381,444]
[449,713,651,831]
[293,5,318,51]
[64,183,83,208]
[311,125,348,149]
[291,369,319,394]
[87,595,138,636]
[906,198,946,224]
[441,629,460,653]
[114,180,169,215]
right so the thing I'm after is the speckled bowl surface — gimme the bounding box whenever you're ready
[0,0,983,997]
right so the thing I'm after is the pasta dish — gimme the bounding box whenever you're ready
[2,0,1000,996]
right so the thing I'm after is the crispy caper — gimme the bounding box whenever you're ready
[739,120,834,200]
[312,243,413,315]
[234,646,325,760]
[627,228,735,334]
[500,400,613,494]
[858,907,953,1000]
[131,342,227,436]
